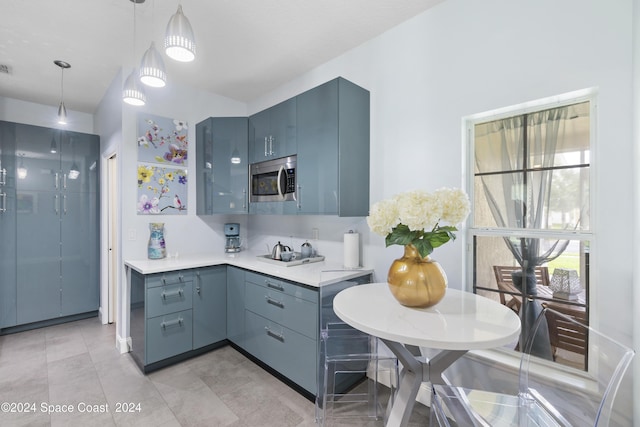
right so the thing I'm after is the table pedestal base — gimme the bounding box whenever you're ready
[382,341,468,427]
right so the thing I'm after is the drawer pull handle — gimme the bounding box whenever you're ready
[161,275,184,285]
[265,296,284,309]
[161,317,183,329]
[266,282,284,292]
[161,288,184,300]
[265,327,284,342]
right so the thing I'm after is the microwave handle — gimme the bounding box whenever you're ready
[277,165,287,199]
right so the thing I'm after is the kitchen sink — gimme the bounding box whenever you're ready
[256,254,325,267]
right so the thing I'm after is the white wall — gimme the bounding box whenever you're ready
[245,0,636,420]
[104,67,248,350]
[0,97,94,133]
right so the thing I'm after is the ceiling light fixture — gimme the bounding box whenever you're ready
[164,4,196,62]
[123,0,146,106]
[140,1,167,87]
[54,60,70,125]
[139,42,167,87]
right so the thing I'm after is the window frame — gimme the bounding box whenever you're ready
[462,88,598,365]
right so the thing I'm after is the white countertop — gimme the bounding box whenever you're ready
[124,251,373,287]
[334,283,521,350]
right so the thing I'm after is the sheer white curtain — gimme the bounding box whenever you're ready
[476,106,572,284]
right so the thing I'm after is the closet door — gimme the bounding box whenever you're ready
[16,125,61,324]
[0,121,17,328]
[60,132,99,316]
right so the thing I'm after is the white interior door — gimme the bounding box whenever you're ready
[108,154,117,324]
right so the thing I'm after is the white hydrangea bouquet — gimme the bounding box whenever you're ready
[367,188,470,259]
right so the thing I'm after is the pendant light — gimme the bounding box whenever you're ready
[139,42,166,87]
[139,1,166,87]
[164,4,196,62]
[123,0,146,106]
[54,60,70,125]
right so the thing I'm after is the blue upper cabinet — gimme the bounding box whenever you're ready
[249,98,297,163]
[196,117,249,215]
[296,78,370,216]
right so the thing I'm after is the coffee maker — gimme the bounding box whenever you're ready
[224,223,241,253]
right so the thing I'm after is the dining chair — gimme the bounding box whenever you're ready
[315,322,399,426]
[493,265,550,313]
[542,302,588,368]
[430,307,635,426]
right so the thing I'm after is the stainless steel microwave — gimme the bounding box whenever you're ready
[249,155,297,202]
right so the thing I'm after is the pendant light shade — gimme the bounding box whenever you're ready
[123,0,146,106]
[139,41,167,87]
[54,60,70,125]
[123,69,147,106]
[57,102,68,125]
[164,5,196,62]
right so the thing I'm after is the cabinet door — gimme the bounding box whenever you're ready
[211,118,249,214]
[269,98,297,159]
[60,191,99,316]
[249,98,297,163]
[16,190,61,324]
[249,109,270,163]
[61,131,99,194]
[296,79,339,215]
[226,266,245,347]
[196,118,214,215]
[193,266,227,349]
[0,121,17,328]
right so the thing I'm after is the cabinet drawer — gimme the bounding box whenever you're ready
[245,271,317,303]
[147,282,193,318]
[146,310,193,364]
[146,270,193,288]
[245,281,317,339]
[244,310,317,393]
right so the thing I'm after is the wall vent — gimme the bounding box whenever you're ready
[0,64,12,74]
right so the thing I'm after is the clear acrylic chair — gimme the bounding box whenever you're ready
[315,322,399,426]
[431,307,635,426]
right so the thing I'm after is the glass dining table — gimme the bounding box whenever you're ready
[333,282,521,427]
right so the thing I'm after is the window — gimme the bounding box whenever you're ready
[467,93,593,370]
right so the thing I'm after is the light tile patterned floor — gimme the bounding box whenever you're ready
[0,317,431,426]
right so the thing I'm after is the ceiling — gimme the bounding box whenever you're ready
[0,0,443,115]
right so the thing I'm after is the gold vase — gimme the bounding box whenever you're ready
[387,244,447,308]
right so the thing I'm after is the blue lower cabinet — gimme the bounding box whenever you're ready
[242,271,319,394]
[226,266,246,348]
[146,310,193,364]
[244,310,317,394]
[193,266,227,349]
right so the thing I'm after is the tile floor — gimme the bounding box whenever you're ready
[0,316,431,426]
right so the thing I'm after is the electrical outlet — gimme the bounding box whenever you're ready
[312,228,319,240]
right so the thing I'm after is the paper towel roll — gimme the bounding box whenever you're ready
[343,231,360,269]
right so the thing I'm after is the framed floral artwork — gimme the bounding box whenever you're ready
[137,164,188,215]
[137,114,188,166]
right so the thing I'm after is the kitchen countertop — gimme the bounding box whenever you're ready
[124,251,373,287]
